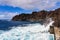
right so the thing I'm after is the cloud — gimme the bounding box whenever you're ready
[0,15,5,19]
[0,12,19,20]
[0,0,60,10]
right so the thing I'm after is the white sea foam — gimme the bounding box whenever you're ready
[0,18,54,40]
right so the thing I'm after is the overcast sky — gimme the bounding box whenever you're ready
[0,0,60,20]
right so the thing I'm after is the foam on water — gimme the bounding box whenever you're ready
[0,18,54,40]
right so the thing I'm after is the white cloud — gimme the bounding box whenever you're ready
[0,15,5,19]
[0,12,19,20]
[0,0,60,10]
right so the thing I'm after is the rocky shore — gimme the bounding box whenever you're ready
[12,8,60,27]
[12,8,60,40]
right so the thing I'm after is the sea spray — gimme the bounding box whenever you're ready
[0,18,54,40]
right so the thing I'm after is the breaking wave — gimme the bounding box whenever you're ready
[0,18,54,40]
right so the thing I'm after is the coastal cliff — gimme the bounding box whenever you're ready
[12,8,60,40]
[12,8,60,27]
[12,10,48,22]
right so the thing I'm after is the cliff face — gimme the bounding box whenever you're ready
[48,8,60,27]
[12,8,60,27]
[12,10,48,21]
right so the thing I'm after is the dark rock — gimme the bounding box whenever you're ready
[12,8,60,27]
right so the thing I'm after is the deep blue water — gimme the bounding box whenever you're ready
[0,20,29,30]
[0,20,42,30]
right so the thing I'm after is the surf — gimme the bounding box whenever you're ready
[0,18,54,40]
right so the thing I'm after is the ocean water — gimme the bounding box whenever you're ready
[0,18,54,40]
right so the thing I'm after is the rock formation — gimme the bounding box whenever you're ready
[12,8,60,27]
[12,10,48,21]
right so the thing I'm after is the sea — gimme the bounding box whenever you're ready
[0,18,54,40]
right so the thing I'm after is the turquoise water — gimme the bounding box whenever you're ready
[49,34,54,40]
[0,31,54,40]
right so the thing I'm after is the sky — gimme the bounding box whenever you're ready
[0,0,60,20]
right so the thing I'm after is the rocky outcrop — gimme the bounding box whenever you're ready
[12,10,48,22]
[12,8,60,27]
[48,8,60,27]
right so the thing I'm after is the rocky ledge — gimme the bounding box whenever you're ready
[12,8,60,27]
